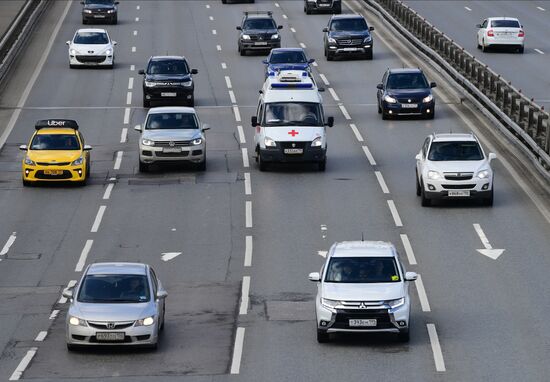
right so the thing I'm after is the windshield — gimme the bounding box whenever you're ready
[145,113,199,130]
[491,20,520,28]
[330,18,368,32]
[386,73,429,90]
[243,18,276,30]
[263,102,322,126]
[325,257,401,283]
[269,51,307,64]
[85,0,115,4]
[74,32,109,45]
[148,60,189,75]
[428,141,484,161]
[77,274,150,303]
[30,134,80,150]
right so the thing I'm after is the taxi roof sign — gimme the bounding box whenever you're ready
[35,119,79,130]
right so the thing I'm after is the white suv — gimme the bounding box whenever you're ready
[416,133,496,206]
[308,241,417,343]
[476,17,524,53]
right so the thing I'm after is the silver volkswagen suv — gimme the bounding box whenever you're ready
[64,262,167,350]
[309,241,417,343]
[135,106,209,172]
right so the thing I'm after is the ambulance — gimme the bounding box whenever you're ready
[252,70,334,171]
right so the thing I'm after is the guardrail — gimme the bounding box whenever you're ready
[365,0,550,174]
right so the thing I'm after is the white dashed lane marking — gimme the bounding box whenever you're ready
[239,276,250,315]
[91,206,107,233]
[120,127,128,143]
[135,17,139,22]
[415,274,431,312]
[362,145,376,165]
[399,234,417,265]
[34,331,47,342]
[136,5,140,10]
[244,235,253,267]
[217,45,222,51]
[237,125,246,144]
[534,48,544,54]
[374,171,390,194]
[290,27,296,33]
[221,62,227,69]
[245,201,252,228]
[209,16,214,21]
[133,30,137,36]
[49,310,59,320]
[126,92,132,105]
[75,240,93,272]
[229,90,237,104]
[206,4,210,8]
[299,42,306,48]
[9,347,37,381]
[114,151,123,170]
[212,29,217,35]
[128,77,134,90]
[103,182,115,200]
[233,106,241,122]
[282,14,288,19]
[131,46,136,53]
[349,123,364,142]
[427,324,446,372]
[241,148,249,168]
[328,87,340,101]
[225,76,233,89]
[130,65,135,71]
[537,6,545,11]
[230,327,245,374]
[339,105,351,120]
[0,232,16,256]
[244,172,252,195]
[319,73,330,86]
[123,107,130,124]
[387,200,403,227]
[464,6,471,11]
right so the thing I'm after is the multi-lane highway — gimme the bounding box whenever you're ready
[0,1,549,381]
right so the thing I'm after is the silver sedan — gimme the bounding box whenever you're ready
[64,262,167,350]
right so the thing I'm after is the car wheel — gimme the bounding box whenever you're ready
[112,16,118,25]
[67,343,78,351]
[317,329,329,343]
[82,19,88,25]
[258,153,267,172]
[240,45,246,56]
[397,330,410,343]
[420,181,431,207]
[22,179,32,187]
[187,96,195,107]
[326,51,334,61]
[518,46,524,54]
[334,5,342,14]
[482,188,494,207]
[146,342,158,351]
[139,161,149,173]
[69,64,76,69]
[415,171,421,196]
[305,6,311,14]
[143,97,150,108]
[482,40,488,52]
[222,0,227,3]
[318,159,326,172]
[381,108,389,120]
[197,160,206,171]
[365,50,373,60]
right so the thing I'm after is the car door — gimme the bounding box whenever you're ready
[78,131,89,164]
[377,71,388,106]
[416,136,430,180]
[478,19,487,44]
[149,267,164,325]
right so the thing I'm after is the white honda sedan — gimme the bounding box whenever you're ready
[476,17,524,53]
[67,28,116,68]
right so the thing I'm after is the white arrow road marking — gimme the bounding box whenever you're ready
[317,251,327,258]
[473,223,504,260]
[161,252,181,262]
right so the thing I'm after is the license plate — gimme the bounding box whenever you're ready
[342,48,358,52]
[161,92,177,97]
[44,170,63,175]
[401,103,418,108]
[319,3,331,6]
[255,42,268,46]
[94,15,106,18]
[163,147,181,153]
[349,319,377,327]
[96,332,125,341]
[448,190,470,197]
[284,148,303,154]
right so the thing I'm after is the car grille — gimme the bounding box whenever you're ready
[249,34,272,41]
[76,55,106,63]
[337,39,363,46]
[36,162,71,166]
[280,142,307,149]
[35,170,72,179]
[442,184,476,189]
[154,140,192,147]
[333,309,394,330]
[156,151,190,157]
[397,98,422,104]
[444,173,473,180]
[87,321,135,330]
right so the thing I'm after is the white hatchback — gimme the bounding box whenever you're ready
[477,17,524,53]
[67,28,116,68]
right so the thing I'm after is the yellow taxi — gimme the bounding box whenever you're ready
[19,119,92,186]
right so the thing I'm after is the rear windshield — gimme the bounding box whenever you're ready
[491,20,520,28]
[148,60,189,75]
[77,274,150,303]
[74,32,109,45]
[330,18,368,32]
[145,113,199,130]
[30,134,80,150]
[243,18,276,30]
[428,141,484,161]
[269,51,307,64]
[325,257,401,283]
[387,73,429,89]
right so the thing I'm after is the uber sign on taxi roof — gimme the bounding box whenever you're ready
[35,119,79,130]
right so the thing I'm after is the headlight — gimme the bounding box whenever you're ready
[141,138,154,146]
[327,37,336,44]
[192,138,203,145]
[363,36,372,43]
[69,316,87,326]
[105,49,112,56]
[144,81,157,88]
[83,9,92,14]
[24,156,36,166]
[384,95,397,103]
[387,297,405,309]
[311,137,323,147]
[107,9,115,13]
[422,94,433,103]
[271,34,280,40]
[71,156,84,166]
[70,49,77,56]
[181,80,193,87]
[242,34,251,40]
[135,316,155,326]
[321,298,340,309]
[264,137,277,147]
[427,170,442,180]
[477,169,490,179]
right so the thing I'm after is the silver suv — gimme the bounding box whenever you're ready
[309,241,417,343]
[135,106,209,172]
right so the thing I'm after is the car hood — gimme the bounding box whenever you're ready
[329,30,371,39]
[71,43,111,54]
[263,126,324,142]
[145,73,192,82]
[322,282,405,302]
[243,28,278,35]
[426,160,488,173]
[386,88,431,98]
[84,3,116,10]
[27,150,81,163]
[267,63,309,72]
[72,302,150,321]
[142,129,201,141]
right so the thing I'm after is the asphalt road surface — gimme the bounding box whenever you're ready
[0,1,549,381]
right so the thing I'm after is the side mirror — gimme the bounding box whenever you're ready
[415,153,421,161]
[80,1,84,4]
[62,289,74,299]
[308,58,315,64]
[262,59,268,65]
[115,1,120,4]
[488,152,497,161]
[277,25,283,30]
[318,87,325,92]
[369,26,375,31]
[236,26,242,30]
[112,41,117,45]
[322,27,329,33]
[138,69,145,75]
[430,82,437,88]
[326,116,334,127]
[259,90,263,94]
[19,145,28,151]
[476,24,482,28]
[83,145,92,151]
[376,83,384,90]
[156,290,168,299]
[202,124,210,132]
[191,69,198,75]
[134,125,142,132]
[66,41,71,45]
[251,116,258,127]
[308,272,321,282]
[405,272,418,281]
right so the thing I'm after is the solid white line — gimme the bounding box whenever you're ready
[212,29,217,35]
[374,171,390,194]
[244,172,252,195]
[237,125,246,144]
[239,276,250,315]
[209,16,214,21]
[91,206,107,233]
[34,331,47,342]
[349,123,364,142]
[128,77,134,90]
[75,240,93,272]
[229,90,237,104]
[290,27,296,33]
[225,76,233,89]
[126,92,132,105]
[216,45,222,51]
[242,148,249,168]
[387,200,403,227]
[464,6,472,11]
[114,151,123,170]
[339,105,351,120]
[245,201,252,228]
[244,235,253,267]
[120,127,128,143]
[362,146,377,165]
[49,310,59,320]
[133,30,137,36]
[0,233,16,256]
[537,6,545,11]
[130,65,135,71]
[221,62,227,69]
[123,107,130,124]
[0,0,72,150]
[299,42,306,48]
[534,48,545,55]
[283,14,288,19]
[103,183,115,200]
[328,88,340,101]
[415,275,431,312]
[319,74,330,86]
[230,327,245,374]
[473,223,492,249]
[427,324,446,372]
[233,106,241,122]
[9,347,37,380]
[400,234,417,265]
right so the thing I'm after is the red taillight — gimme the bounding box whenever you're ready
[518,30,525,37]
[487,29,494,37]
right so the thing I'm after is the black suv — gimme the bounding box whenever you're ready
[237,11,282,56]
[139,56,198,108]
[323,14,374,60]
[81,0,118,24]
[376,68,436,120]
[304,0,341,14]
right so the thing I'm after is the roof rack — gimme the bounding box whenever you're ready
[244,11,272,16]
[35,119,79,130]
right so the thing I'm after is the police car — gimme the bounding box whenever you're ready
[252,70,333,171]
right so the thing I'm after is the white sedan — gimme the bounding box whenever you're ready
[67,28,116,68]
[476,17,524,53]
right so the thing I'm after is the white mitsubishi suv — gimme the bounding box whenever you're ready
[415,133,496,206]
[308,241,417,343]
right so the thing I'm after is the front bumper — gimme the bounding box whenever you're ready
[241,40,281,51]
[382,100,434,116]
[327,43,372,55]
[22,165,87,182]
[139,144,206,164]
[423,177,493,200]
[143,86,194,103]
[66,321,158,346]
[69,54,114,66]
[259,145,326,163]
[82,12,117,23]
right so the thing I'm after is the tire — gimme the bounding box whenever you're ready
[196,160,206,171]
[426,109,435,120]
[187,95,195,107]
[146,342,158,351]
[518,46,524,54]
[82,19,88,25]
[139,161,149,173]
[326,51,334,61]
[377,102,382,114]
[333,5,342,14]
[420,181,431,207]
[482,40,488,52]
[397,330,410,343]
[318,159,326,172]
[222,0,227,3]
[482,188,494,207]
[365,50,373,60]
[67,343,78,351]
[159,306,166,331]
[112,16,118,25]
[415,171,421,196]
[317,329,329,343]
[258,153,267,172]
[239,45,246,56]
[69,64,76,69]
[381,108,389,120]
[143,97,151,108]
[22,179,32,187]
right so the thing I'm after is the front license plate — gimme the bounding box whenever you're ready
[349,319,377,327]
[448,190,470,197]
[401,103,418,108]
[163,147,181,153]
[319,3,331,6]
[255,42,268,46]
[161,92,177,97]
[94,15,106,18]
[342,48,358,52]
[96,332,125,341]
[43,170,63,176]
[284,148,303,154]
